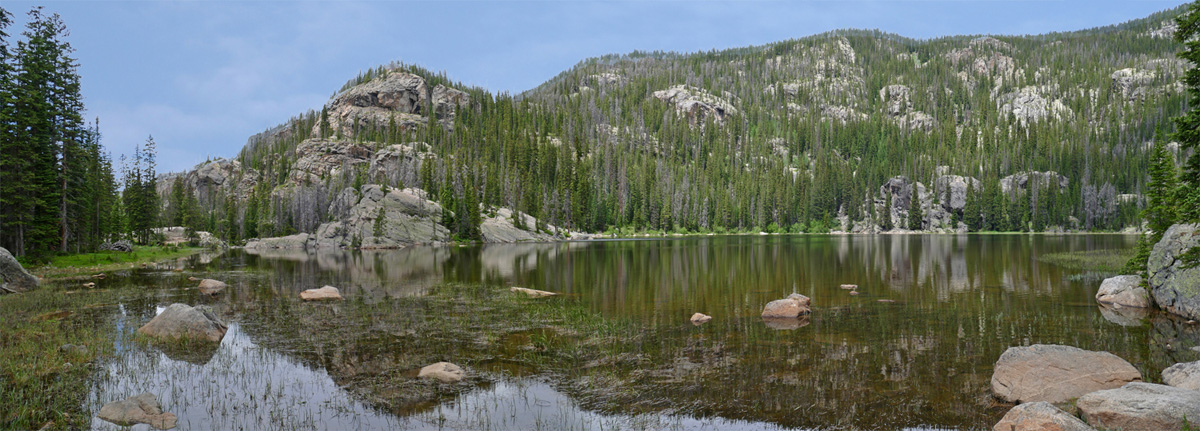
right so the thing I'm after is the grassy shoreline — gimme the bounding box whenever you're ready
[28,246,204,281]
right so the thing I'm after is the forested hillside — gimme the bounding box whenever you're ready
[162,6,1194,246]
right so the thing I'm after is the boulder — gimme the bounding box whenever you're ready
[761,293,812,318]
[244,233,312,250]
[0,246,39,293]
[510,286,557,298]
[1147,223,1200,320]
[137,304,228,343]
[690,313,713,325]
[1162,360,1200,390]
[300,286,344,301]
[196,279,227,295]
[1077,382,1200,431]
[97,392,177,430]
[992,401,1095,431]
[418,362,465,383]
[839,284,858,290]
[991,344,1141,404]
[1095,275,1150,308]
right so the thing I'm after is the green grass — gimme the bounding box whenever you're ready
[1039,248,1136,273]
[29,246,201,281]
[0,286,124,430]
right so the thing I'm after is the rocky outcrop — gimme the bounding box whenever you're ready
[367,142,434,189]
[652,85,738,125]
[996,87,1072,124]
[1000,171,1069,196]
[1095,275,1150,308]
[244,233,312,250]
[431,84,470,119]
[300,285,344,301]
[290,139,373,184]
[137,303,228,343]
[934,175,981,214]
[992,401,1095,431]
[481,207,568,243]
[418,362,465,383]
[589,72,627,87]
[1162,360,1200,390]
[761,293,812,318]
[1147,223,1200,320]
[97,392,178,430]
[310,185,448,249]
[0,246,38,293]
[1112,67,1157,101]
[990,344,1141,404]
[879,84,912,117]
[1077,382,1200,431]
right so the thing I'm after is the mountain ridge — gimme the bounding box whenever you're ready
[158,5,1192,246]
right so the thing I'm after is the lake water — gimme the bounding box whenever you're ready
[86,234,1200,430]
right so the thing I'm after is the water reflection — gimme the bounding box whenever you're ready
[92,234,1200,430]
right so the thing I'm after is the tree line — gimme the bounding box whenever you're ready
[0,6,161,261]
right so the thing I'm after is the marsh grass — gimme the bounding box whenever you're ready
[0,286,122,430]
[30,246,202,281]
[1039,249,1135,273]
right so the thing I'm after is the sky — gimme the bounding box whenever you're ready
[3,0,1188,174]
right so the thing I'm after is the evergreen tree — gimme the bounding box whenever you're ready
[908,193,924,230]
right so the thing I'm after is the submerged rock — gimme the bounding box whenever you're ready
[1162,360,1200,390]
[300,286,344,301]
[137,303,228,343]
[418,362,465,383]
[1095,275,1149,308]
[1147,223,1200,320]
[97,392,178,430]
[990,344,1140,404]
[992,401,1095,431]
[0,246,38,293]
[1077,382,1200,431]
[510,286,557,298]
[690,313,712,325]
[761,293,811,318]
[196,278,227,295]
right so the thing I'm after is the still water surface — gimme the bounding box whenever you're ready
[87,234,1200,430]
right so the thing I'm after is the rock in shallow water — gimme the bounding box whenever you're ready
[97,392,177,429]
[510,286,557,298]
[418,362,465,383]
[136,303,227,343]
[990,344,1141,404]
[690,313,712,325]
[1077,382,1200,431]
[761,293,811,318]
[196,278,227,295]
[992,401,1095,431]
[1096,275,1149,308]
[301,286,344,301]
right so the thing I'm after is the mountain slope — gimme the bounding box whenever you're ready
[160,6,1191,246]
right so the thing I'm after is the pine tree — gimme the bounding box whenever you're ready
[908,191,924,230]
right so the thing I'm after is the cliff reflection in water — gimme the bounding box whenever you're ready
[228,234,1200,429]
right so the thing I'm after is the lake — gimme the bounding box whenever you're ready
[87,234,1200,430]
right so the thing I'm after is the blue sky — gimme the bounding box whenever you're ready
[3,0,1187,173]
